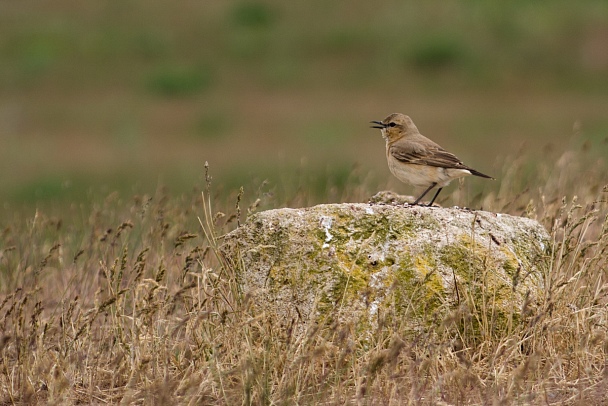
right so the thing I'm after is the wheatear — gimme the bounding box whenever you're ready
[371,113,493,206]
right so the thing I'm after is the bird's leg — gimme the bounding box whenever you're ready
[412,183,437,205]
[427,187,443,207]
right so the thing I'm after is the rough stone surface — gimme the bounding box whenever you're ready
[221,200,551,337]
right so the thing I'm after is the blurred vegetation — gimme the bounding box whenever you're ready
[0,0,607,211]
[1,3,608,402]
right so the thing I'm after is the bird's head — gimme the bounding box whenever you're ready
[370,113,418,141]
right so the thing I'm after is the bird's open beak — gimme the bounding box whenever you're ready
[370,120,386,129]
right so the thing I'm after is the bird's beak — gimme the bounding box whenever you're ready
[370,120,386,129]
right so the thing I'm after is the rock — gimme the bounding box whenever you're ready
[220,200,550,338]
[368,190,415,206]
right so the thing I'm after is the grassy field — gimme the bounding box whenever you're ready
[1,149,607,404]
[1,1,608,404]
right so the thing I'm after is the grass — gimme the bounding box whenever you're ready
[1,145,607,405]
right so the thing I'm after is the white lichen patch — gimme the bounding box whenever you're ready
[320,215,334,248]
[369,265,390,290]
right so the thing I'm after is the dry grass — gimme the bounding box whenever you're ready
[1,148,607,405]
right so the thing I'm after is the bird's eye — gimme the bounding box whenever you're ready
[388,122,397,127]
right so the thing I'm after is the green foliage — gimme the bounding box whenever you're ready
[406,35,471,70]
[11,176,67,202]
[230,2,277,29]
[19,36,60,76]
[145,64,213,97]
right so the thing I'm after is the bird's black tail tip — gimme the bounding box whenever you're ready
[470,169,494,179]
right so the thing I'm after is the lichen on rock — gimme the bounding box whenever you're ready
[220,199,551,339]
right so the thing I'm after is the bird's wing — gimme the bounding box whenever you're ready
[389,139,470,170]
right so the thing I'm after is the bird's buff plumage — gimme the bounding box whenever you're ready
[371,113,493,206]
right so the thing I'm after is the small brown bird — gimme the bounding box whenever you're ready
[371,113,493,206]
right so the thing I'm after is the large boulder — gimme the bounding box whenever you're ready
[221,200,550,337]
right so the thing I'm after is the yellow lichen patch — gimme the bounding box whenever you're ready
[386,256,435,320]
[500,245,521,279]
[441,234,504,283]
[413,252,445,302]
[334,257,369,301]
[314,250,370,317]
[439,234,522,338]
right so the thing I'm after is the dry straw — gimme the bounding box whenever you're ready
[0,147,607,405]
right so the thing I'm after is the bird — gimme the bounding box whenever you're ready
[371,113,493,206]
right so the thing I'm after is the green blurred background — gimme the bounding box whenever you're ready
[2,0,608,210]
